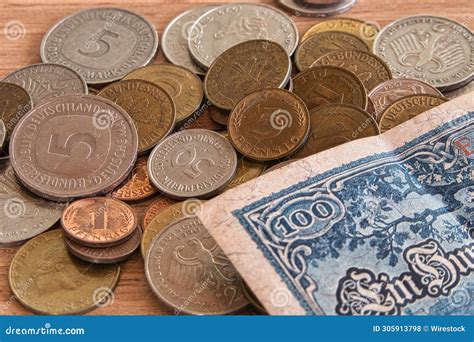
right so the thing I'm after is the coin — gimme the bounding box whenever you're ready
[145,216,249,315]
[301,18,380,49]
[9,229,120,315]
[40,8,159,85]
[65,226,141,264]
[277,0,357,17]
[123,64,203,125]
[242,281,266,314]
[9,94,138,202]
[294,104,379,159]
[3,63,88,107]
[0,120,5,150]
[88,87,100,95]
[210,107,229,126]
[369,79,443,122]
[204,40,291,111]
[0,159,66,246]
[229,89,310,161]
[295,31,369,71]
[366,97,377,119]
[148,129,238,199]
[98,79,176,154]
[162,6,217,75]
[444,80,474,100]
[189,3,299,69]
[374,15,474,91]
[312,50,392,92]
[263,159,298,175]
[293,65,367,110]
[143,196,178,229]
[111,156,158,202]
[379,94,448,133]
[0,82,32,142]
[182,101,226,131]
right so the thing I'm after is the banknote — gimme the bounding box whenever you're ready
[198,92,473,316]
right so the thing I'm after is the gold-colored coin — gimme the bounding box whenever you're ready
[293,66,367,111]
[9,229,120,315]
[301,18,380,49]
[379,95,448,133]
[312,50,392,92]
[0,82,32,142]
[295,31,369,71]
[294,104,380,159]
[123,64,204,125]
[98,79,176,154]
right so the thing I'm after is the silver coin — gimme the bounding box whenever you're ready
[162,6,217,75]
[40,8,159,85]
[0,159,66,246]
[374,15,474,91]
[444,80,474,99]
[277,0,357,17]
[188,3,299,69]
[0,120,5,151]
[3,63,88,107]
[148,129,237,199]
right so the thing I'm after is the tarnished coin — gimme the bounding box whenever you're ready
[210,107,229,126]
[111,156,158,202]
[295,31,369,71]
[9,229,120,315]
[366,97,377,119]
[98,79,176,154]
[62,197,138,247]
[145,216,249,315]
[0,120,5,150]
[0,82,32,142]
[0,160,66,246]
[312,49,392,92]
[301,18,380,49]
[294,104,379,159]
[40,8,159,85]
[277,0,357,17]
[204,40,291,111]
[374,15,474,91]
[379,94,448,133]
[148,129,238,199]
[189,3,298,69]
[293,66,367,110]
[229,89,310,162]
[10,94,138,202]
[3,63,87,107]
[123,64,203,125]
[162,6,217,75]
[369,79,443,122]
[444,80,474,100]
[182,101,226,131]
[143,196,178,229]
[65,226,141,264]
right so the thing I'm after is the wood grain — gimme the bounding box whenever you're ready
[0,0,472,316]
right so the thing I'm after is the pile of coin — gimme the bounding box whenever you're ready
[1,2,472,315]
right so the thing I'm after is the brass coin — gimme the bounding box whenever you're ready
[98,79,176,154]
[379,94,448,133]
[111,156,158,202]
[143,196,178,229]
[9,229,120,315]
[229,89,310,162]
[301,18,380,49]
[123,64,204,124]
[294,104,380,159]
[293,65,367,111]
[295,31,369,71]
[312,50,392,92]
[205,40,291,111]
[0,82,32,142]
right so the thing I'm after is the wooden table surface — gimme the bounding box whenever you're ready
[0,0,473,316]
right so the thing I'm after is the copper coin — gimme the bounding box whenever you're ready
[366,97,377,119]
[229,89,310,162]
[369,79,444,122]
[204,40,291,111]
[379,94,448,133]
[61,197,138,247]
[0,82,32,142]
[294,104,380,159]
[293,65,367,111]
[210,107,229,126]
[145,216,249,315]
[143,196,178,229]
[98,79,176,154]
[9,94,138,202]
[312,49,392,92]
[123,64,204,125]
[111,156,158,202]
[65,226,142,264]
[295,31,369,71]
[180,101,226,131]
[0,120,5,150]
